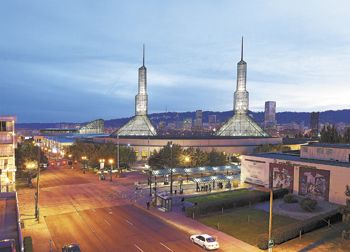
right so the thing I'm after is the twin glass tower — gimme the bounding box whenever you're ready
[216,37,268,137]
[115,39,268,137]
[113,45,157,136]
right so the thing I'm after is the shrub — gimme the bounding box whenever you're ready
[300,198,317,212]
[185,188,289,217]
[232,180,239,188]
[283,193,298,203]
[257,209,342,249]
[23,236,33,252]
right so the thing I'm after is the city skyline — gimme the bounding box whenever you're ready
[1,0,350,122]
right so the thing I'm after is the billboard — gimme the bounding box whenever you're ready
[269,163,294,190]
[299,167,330,201]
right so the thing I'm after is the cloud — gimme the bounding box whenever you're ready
[1,0,350,122]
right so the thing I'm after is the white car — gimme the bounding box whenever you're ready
[190,234,219,250]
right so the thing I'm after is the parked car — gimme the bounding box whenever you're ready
[190,234,219,250]
[0,239,16,252]
[62,243,81,252]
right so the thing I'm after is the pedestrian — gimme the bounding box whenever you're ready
[146,201,150,210]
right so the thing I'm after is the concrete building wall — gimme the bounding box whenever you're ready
[301,145,350,163]
[241,155,350,205]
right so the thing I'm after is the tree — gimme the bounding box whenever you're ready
[119,146,137,169]
[208,149,227,166]
[343,127,350,143]
[148,143,228,169]
[320,125,341,143]
[16,140,47,171]
[68,141,136,168]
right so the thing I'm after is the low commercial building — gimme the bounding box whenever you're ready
[94,136,282,161]
[0,116,16,192]
[241,143,350,205]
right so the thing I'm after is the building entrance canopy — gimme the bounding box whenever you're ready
[151,165,240,176]
[192,174,240,183]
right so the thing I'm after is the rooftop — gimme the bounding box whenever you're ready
[246,152,350,168]
[305,143,350,149]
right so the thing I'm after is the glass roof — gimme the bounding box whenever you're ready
[112,115,157,136]
[216,113,268,137]
[151,164,240,176]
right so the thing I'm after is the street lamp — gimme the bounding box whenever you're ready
[268,188,274,252]
[255,186,275,251]
[170,142,173,195]
[108,158,114,182]
[117,133,120,176]
[35,146,41,221]
[81,156,87,174]
[99,159,105,180]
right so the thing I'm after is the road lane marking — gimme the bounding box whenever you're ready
[134,244,144,252]
[125,219,134,226]
[104,219,111,226]
[160,242,173,252]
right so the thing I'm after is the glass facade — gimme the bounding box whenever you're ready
[0,116,16,192]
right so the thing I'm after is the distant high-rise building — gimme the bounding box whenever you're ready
[0,115,16,192]
[264,101,277,128]
[310,112,319,138]
[208,115,217,129]
[194,110,203,129]
[183,118,193,131]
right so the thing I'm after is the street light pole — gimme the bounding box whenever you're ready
[149,170,152,196]
[268,188,274,252]
[170,143,173,195]
[35,146,41,221]
[117,133,120,174]
[81,156,87,174]
[108,159,114,182]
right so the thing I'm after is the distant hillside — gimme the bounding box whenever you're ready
[16,109,350,130]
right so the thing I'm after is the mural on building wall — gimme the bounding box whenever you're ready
[345,185,350,197]
[269,163,294,190]
[299,167,330,201]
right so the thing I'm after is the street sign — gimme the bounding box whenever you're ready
[268,239,274,248]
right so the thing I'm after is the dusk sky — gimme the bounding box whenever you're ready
[1,0,350,123]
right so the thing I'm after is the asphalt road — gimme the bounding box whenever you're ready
[25,164,202,252]
[45,204,202,252]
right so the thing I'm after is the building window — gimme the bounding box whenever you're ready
[326,149,333,155]
[0,121,6,131]
[317,148,324,154]
[303,147,308,153]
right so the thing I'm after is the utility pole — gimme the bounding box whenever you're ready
[35,146,41,221]
[268,188,274,251]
